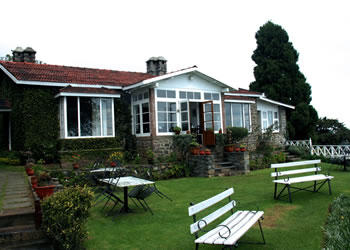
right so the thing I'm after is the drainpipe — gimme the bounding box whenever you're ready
[8,119,11,151]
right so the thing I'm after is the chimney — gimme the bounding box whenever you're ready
[146,56,167,76]
[23,47,36,63]
[12,47,24,62]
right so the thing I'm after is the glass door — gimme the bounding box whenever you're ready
[201,101,215,145]
[179,100,189,132]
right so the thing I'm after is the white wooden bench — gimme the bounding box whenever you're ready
[271,160,334,203]
[188,188,265,249]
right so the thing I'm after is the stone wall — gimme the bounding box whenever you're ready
[224,152,250,172]
[188,155,214,177]
[136,136,174,158]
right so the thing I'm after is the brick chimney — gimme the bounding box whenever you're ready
[12,47,24,62]
[12,47,36,63]
[146,56,167,76]
[23,47,36,63]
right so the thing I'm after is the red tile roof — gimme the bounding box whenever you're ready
[230,88,262,95]
[0,61,155,87]
[224,95,256,102]
[0,99,11,109]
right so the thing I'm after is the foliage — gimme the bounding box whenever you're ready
[60,138,120,151]
[0,157,21,166]
[146,148,154,159]
[215,133,225,146]
[108,151,124,162]
[172,134,192,163]
[37,172,51,186]
[323,194,350,249]
[41,186,94,250]
[226,127,248,145]
[249,21,318,139]
[315,117,350,145]
[49,170,93,187]
[71,154,81,163]
[173,126,181,132]
[249,150,286,170]
[189,141,200,148]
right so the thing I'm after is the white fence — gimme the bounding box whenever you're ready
[286,139,350,158]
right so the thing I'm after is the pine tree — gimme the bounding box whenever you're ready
[250,21,318,139]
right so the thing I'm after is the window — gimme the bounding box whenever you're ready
[65,97,114,138]
[157,89,176,98]
[204,92,220,100]
[261,110,279,131]
[225,103,251,131]
[132,91,150,135]
[179,91,201,100]
[204,103,221,131]
[157,101,177,133]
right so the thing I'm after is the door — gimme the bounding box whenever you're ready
[201,101,215,145]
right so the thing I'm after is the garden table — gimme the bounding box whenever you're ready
[102,176,154,213]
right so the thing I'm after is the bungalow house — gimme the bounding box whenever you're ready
[0,47,294,161]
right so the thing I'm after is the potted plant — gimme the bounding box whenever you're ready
[189,141,200,155]
[219,128,222,134]
[200,149,205,155]
[225,127,248,153]
[240,144,246,152]
[35,172,54,200]
[109,151,124,167]
[25,164,35,176]
[204,149,211,155]
[173,126,182,135]
[72,153,81,169]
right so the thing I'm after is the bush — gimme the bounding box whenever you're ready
[226,127,248,144]
[41,186,94,250]
[323,194,350,249]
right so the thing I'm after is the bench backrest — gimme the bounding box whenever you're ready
[188,188,236,234]
[271,160,321,178]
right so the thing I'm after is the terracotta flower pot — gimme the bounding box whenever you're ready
[26,168,34,176]
[73,163,79,169]
[191,147,200,155]
[35,185,55,200]
[224,146,234,152]
[240,147,246,152]
[235,147,241,152]
[205,150,211,155]
[200,150,205,155]
[31,176,38,189]
[110,161,117,167]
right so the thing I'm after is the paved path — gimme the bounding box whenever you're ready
[0,171,34,213]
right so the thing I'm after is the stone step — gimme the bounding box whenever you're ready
[215,162,233,167]
[0,208,35,228]
[0,224,45,245]
[214,165,239,170]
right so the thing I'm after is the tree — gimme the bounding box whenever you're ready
[315,117,350,145]
[250,21,318,139]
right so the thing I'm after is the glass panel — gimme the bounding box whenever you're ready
[168,113,177,122]
[213,104,220,112]
[214,113,220,121]
[168,102,176,112]
[225,103,232,127]
[157,102,166,112]
[167,90,176,98]
[232,104,242,127]
[205,122,213,129]
[181,102,188,111]
[142,103,149,113]
[169,123,176,132]
[194,92,200,99]
[205,113,212,121]
[214,122,220,131]
[80,97,101,137]
[158,112,167,121]
[138,93,143,101]
[132,95,137,102]
[204,92,211,100]
[204,103,212,112]
[263,121,268,129]
[135,124,140,134]
[157,89,166,98]
[133,105,140,134]
[274,121,279,130]
[142,113,149,123]
[181,112,188,121]
[143,124,150,133]
[144,92,149,99]
[187,92,193,99]
[262,111,267,119]
[212,93,220,100]
[101,99,113,136]
[243,104,250,130]
[182,122,189,131]
[67,97,78,136]
[180,91,186,99]
[268,111,273,126]
[274,111,278,119]
[158,123,167,132]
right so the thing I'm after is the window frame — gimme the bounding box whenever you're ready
[131,91,150,136]
[224,101,252,132]
[60,96,115,139]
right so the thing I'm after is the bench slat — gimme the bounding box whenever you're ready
[271,167,321,177]
[273,174,334,185]
[190,201,236,234]
[188,188,234,216]
[271,160,321,168]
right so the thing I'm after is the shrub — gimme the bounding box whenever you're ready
[226,127,248,145]
[41,186,94,250]
[323,194,350,249]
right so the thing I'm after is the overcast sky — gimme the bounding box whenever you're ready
[1,0,350,129]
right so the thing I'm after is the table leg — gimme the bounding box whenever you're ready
[119,187,132,213]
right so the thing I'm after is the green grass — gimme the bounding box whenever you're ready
[86,163,350,250]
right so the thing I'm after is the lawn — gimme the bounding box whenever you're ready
[87,163,350,250]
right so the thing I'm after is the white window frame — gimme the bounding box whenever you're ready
[131,90,150,136]
[259,108,279,133]
[60,96,115,139]
[155,88,222,135]
[224,101,252,132]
